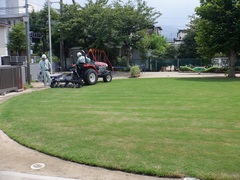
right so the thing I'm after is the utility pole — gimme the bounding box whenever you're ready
[48,0,53,74]
[25,0,31,84]
[60,0,65,71]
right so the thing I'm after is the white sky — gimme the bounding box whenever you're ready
[28,0,200,40]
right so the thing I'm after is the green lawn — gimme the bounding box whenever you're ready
[0,78,240,180]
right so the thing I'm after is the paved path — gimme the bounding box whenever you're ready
[0,71,232,180]
[114,71,236,78]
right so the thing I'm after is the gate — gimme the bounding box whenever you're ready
[0,66,23,95]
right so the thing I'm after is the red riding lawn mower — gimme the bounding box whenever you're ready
[50,49,113,88]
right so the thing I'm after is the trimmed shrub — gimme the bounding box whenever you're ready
[179,66,194,72]
[130,65,141,77]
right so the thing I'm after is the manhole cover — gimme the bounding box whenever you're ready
[30,163,45,170]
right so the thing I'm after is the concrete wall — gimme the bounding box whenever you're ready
[30,63,40,81]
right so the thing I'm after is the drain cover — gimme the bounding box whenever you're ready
[30,163,45,170]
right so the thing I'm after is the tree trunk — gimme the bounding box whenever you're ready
[126,49,130,67]
[228,50,237,78]
[125,46,131,67]
[72,0,75,4]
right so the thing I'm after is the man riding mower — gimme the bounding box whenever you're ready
[50,50,112,88]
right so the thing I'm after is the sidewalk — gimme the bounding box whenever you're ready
[113,71,234,79]
[0,71,226,180]
[0,171,76,180]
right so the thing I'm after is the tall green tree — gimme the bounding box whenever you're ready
[59,0,161,66]
[195,0,240,77]
[112,0,161,66]
[149,32,168,58]
[80,0,114,49]
[7,23,26,55]
[59,3,83,48]
[136,30,151,60]
[178,16,202,60]
[178,30,198,59]
[29,2,59,55]
[164,44,178,59]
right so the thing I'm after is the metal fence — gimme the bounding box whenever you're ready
[0,66,23,95]
[131,58,240,71]
[10,56,27,65]
[1,56,26,66]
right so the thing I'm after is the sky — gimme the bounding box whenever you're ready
[28,0,200,41]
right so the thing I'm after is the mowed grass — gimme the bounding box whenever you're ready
[0,78,240,179]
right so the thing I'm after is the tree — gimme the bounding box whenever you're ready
[59,1,110,51]
[58,0,161,67]
[178,16,202,60]
[29,9,43,55]
[7,23,26,55]
[195,0,240,77]
[135,30,151,60]
[58,3,83,49]
[178,29,198,59]
[112,0,161,66]
[80,0,114,49]
[149,32,168,58]
[164,44,178,59]
[29,3,59,55]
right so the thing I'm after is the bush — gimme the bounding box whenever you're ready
[235,66,240,71]
[178,65,240,73]
[203,66,219,73]
[130,65,141,77]
[179,66,194,72]
[116,56,127,67]
[204,66,228,73]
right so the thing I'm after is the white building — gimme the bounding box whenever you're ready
[0,0,23,18]
[0,22,9,63]
[18,0,40,13]
[173,29,187,46]
[0,0,39,64]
